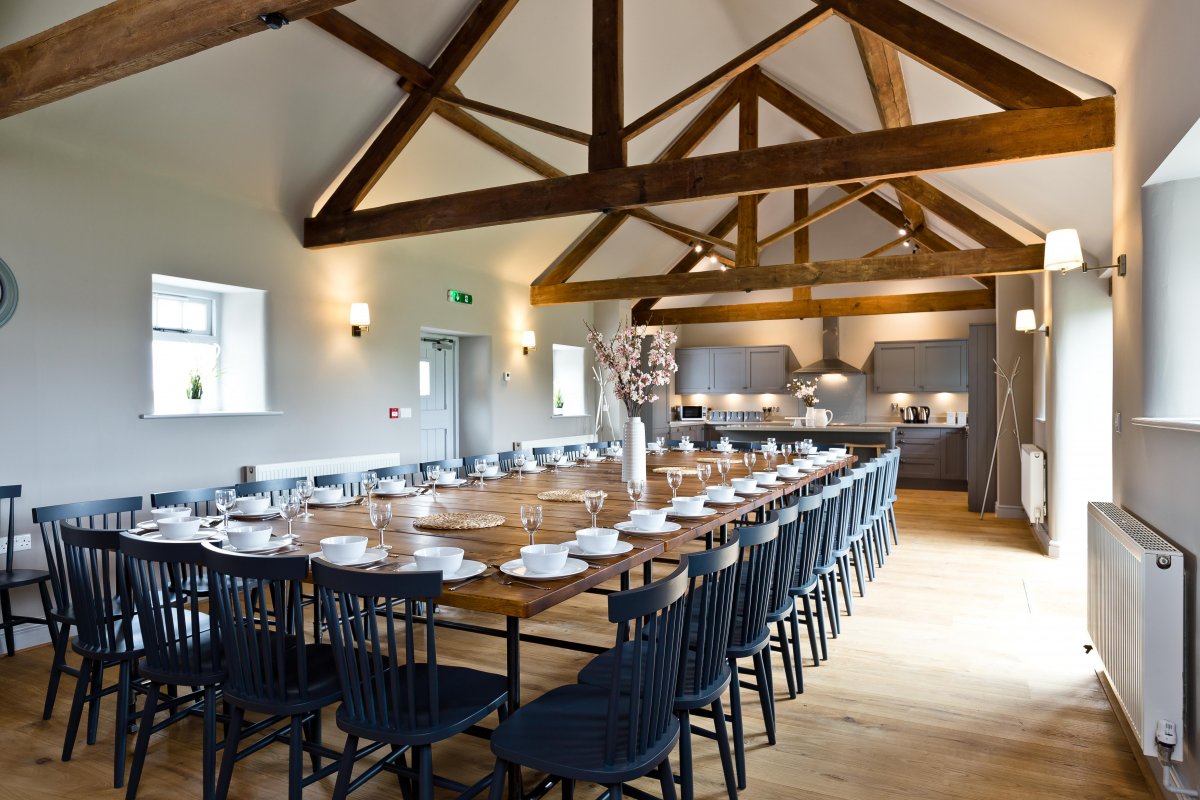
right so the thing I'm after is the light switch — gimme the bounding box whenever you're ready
[400,408,412,419]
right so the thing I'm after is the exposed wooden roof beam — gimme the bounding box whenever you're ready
[0,0,355,120]
[621,4,832,140]
[827,0,1081,110]
[626,209,736,252]
[305,96,1114,247]
[434,102,566,178]
[317,0,519,215]
[636,289,995,325]
[436,93,590,144]
[590,0,625,169]
[758,180,887,249]
[737,72,760,267]
[793,188,812,302]
[531,244,1044,305]
[631,204,743,317]
[307,9,431,91]
[860,231,914,259]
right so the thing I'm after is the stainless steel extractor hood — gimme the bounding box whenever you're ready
[793,318,863,375]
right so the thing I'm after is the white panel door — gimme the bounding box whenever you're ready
[419,337,457,461]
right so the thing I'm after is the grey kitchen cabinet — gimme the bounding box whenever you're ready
[675,346,792,394]
[941,427,967,480]
[872,339,968,392]
[896,426,968,487]
[675,348,714,393]
[671,423,706,442]
[710,348,749,392]
[746,346,789,392]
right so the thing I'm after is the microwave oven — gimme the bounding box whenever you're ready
[674,405,707,420]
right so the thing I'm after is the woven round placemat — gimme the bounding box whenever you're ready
[413,512,505,530]
[697,457,733,463]
[652,466,697,475]
[537,489,589,502]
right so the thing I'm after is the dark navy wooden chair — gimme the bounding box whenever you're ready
[418,458,466,481]
[761,502,804,699]
[777,491,825,689]
[486,562,690,800]
[32,495,142,720]
[150,487,234,517]
[376,463,422,484]
[59,524,142,790]
[120,534,223,800]
[204,547,343,800]
[496,450,533,472]
[0,485,53,657]
[831,471,865,618]
[811,478,848,643]
[722,518,779,790]
[234,478,298,506]
[462,453,500,472]
[314,560,509,800]
[578,539,741,800]
[313,471,368,496]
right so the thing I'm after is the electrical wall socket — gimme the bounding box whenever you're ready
[0,534,32,555]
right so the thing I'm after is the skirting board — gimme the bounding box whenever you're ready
[1030,521,1060,559]
[995,503,1026,519]
[2,621,51,653]
[1096,670,1170,800]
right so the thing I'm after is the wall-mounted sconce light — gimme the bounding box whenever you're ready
[521,330,537,355]
[1044,229,1127,276]
[350,303,370,337]
[1015,308,1049,337]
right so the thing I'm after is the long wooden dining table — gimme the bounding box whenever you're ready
[225,450,853,711]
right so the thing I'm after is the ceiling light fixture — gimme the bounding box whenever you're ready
[259,12,289,29]
[693,244,703,253]
[706,254,718,265]
[1044,228,1127,276]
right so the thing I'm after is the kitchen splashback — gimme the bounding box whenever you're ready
[678,373,867,424]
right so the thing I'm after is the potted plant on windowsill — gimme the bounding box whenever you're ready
[554,387,565,415]
[186,370,203,411]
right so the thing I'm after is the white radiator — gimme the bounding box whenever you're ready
[511,435,597,450]
[243,453,403,482]
[1020,443,1046,524]
[1087,502,1183,760]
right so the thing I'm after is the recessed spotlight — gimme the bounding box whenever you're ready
[897,226,908,236]
[693,244,703,253]
[706,254,718,264]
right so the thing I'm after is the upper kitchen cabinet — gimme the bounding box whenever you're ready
[675,346,791,394]
[872,339,968,392]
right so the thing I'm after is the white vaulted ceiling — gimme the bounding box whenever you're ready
[0,0,1124,289]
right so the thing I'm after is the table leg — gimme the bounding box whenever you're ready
[506,616,521,710]
[643,561,653,585]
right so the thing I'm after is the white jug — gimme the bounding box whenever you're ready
[806,407,833,428]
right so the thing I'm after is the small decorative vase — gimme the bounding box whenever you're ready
[622,416,647,483]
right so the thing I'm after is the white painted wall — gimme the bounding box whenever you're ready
[0,131,595,640]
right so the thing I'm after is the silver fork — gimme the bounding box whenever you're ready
[488,564,551,591]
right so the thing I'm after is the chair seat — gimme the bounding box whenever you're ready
[224,643,342,716]
[136,612,223,686]
[71,616,145,659]
[490,684,679,785]
[0,568,51,591]
[577,644,731,710]
[336,664,507,747]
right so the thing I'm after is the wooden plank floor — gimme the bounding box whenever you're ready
[0,490,1151,799]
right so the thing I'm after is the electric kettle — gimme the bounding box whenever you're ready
[916,406,931,423]
[901,406,917,423]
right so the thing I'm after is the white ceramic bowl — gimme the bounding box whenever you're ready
[629,508,668,532]
[753,471,779,486]
[776,464,800,478]
[672,496,705,515]
[435,471,457,485]
[151,506,189,521]
[828,448,848,457]
[793,459,813,469]
[576,528,619,554]
[320,535,369,564]
[236,496,271,514]
[225,524,272,550]
[378,479,406,493]
[680,442,694,450]
[414,546,464,574]
[731,477,758,493]
[521,543,569,574]
[311,487,342,503]
[646,442,663,451]
[706,485,736,503]
[158,516,202,540]
[482,464,500,477]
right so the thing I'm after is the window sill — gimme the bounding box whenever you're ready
[1131,417,1200,433]
[552,414,590,419]
[140,411,283,420]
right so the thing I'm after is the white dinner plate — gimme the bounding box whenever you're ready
[703,495,747,505]
[547,461,576,468]
[581,455,605,462]
[732,486,769,495]
[613,521,683,535]
[775,475,804,482]
[223,535,296,553]
[399,560,487,581]
[140,530,221,542]
[510,466,546,474]
[755,480,783,488]
[375,487,419,497]
[562,540,634,559]
[422,478,469,488]
[673,447,697,452]
[319,547,388,567]
[466,472,506,479]
[499,558,588,581]
[309,497,358,508]
[661,506,718,519]
[230,507,281,520]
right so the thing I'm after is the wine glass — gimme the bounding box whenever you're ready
[296,478,315,519]
[696,463,711,493]
[626,479,646,509]
[214,488,236,531]
[369,501,393,551]
[583,490,606,530]
[655,436,665,452]
[514,453,527,480]
[474,459,487,487]
[520,503,543,546]
[361,471,379,505]
[666,469,683,499]
[278,495,302,539]
[427,466,442,499]
[715,458,731,486]
[551,449,563,473]
[743,451,757,476]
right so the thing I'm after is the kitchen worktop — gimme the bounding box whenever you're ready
[711,420,967,432]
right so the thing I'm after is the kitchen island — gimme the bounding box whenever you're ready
[712,421,899,449]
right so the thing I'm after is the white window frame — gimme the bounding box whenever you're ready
[152,289,218,343]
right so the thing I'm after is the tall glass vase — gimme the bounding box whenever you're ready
[622,416,647,483]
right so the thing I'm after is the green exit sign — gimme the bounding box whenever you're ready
[447,290,473,305]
